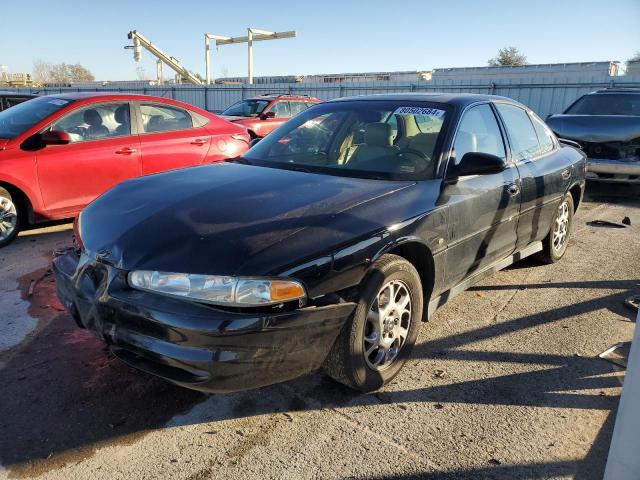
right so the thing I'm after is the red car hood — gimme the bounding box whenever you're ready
[0,139,10,151]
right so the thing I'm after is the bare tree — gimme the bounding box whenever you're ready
[32,59,51,84]
[627,51,640,67]
[31,60,95,84]
[136,66,148,81]
[66,64,94,82]
[488,47,527,67]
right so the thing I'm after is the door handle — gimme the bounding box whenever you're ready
[115,147,137,155]
[190,139,208,146]
[507,183,520,196]
[561,169,571,180]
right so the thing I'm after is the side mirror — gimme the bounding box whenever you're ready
[260,111,276,120]
[248,137,262,148]
[452,152,506,179]
[41,130,71,145]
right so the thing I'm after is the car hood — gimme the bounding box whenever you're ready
[546,115,640,143]
[79,162,416,276]
[0,139,10,151]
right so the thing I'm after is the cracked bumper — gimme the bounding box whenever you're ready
[52,248,356,393]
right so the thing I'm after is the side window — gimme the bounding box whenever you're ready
[415,114,444,134]
[529,113,555,156]
[5,97,31,108]
[140,104,193,133]
[453,104,506,165]
[496,104,540,161]
[51,102,131,143]
[385,113,398,141]
[289,101,307,117]
[269,101,290,118]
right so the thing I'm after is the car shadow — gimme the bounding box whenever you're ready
[0,276,632,479]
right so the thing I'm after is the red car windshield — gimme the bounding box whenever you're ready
[222,99,270,117]
[0,96,73,139]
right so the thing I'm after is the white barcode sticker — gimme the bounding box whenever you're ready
[393,106,445,117]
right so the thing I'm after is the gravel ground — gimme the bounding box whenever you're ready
[0,183,638,480]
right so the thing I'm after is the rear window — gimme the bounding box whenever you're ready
[565,93,640,116]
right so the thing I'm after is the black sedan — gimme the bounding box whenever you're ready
[53,93,586,393]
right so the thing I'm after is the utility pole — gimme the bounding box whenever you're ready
[156,60,163,85]
[204,28,296,85]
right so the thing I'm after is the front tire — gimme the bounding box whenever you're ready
[0,187,20,248]
[538,193,574,264]
[323,254,423,392]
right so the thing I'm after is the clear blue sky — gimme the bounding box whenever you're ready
[1,0,639,81]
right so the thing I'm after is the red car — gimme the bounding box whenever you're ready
[0,93,250,247]
[220,94,321,138]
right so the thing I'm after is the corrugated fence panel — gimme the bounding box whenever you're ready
[12,75,640,118]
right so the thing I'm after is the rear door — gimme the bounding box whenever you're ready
[494,103,572,249]
[136,102,212,175]
[443,103,521,289]
[36,101,141,214]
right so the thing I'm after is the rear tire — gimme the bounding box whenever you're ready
[538,193,573,264]
[0,187,20,248]
[323,254,423,392]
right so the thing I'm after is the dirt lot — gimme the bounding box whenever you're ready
[0,183,638,480]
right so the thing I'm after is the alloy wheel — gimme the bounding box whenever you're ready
[552,200,570,252]
[0,195,17,242]
[363,279,412,371]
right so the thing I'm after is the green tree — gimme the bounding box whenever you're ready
[488,47,527,67]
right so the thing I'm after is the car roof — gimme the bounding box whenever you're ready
[326,92,521,108]
[38,92,158,100]
[245,94,319,101]
[0,91,37,97]
[592,88,640,95]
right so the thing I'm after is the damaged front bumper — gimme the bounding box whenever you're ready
[586,158,640,183]
[52,248,356,393]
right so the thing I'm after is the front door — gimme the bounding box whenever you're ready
[252,100,290,137]
[443,103,520,290]
[36,102,141,215]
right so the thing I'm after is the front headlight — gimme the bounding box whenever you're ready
[128,270,306,307]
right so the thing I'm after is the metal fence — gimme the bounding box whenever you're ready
[15,76,640,119]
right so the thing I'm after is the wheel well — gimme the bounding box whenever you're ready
[0,182,33,224]
[386,241,435,319]
[569,184,581,212]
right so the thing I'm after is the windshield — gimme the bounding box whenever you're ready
[0,96,73,139]
[243,100,449,180]
[222,99,270,117]
[565,93,640,116]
